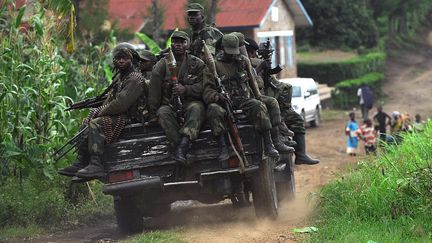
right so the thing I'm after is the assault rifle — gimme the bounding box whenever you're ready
[65,72,119,111]
[257,38,282,89]
[53,125,88,162]
[166,48,184,123]
[202,40,249,171]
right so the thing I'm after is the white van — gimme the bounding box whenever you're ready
[280,78,321,127]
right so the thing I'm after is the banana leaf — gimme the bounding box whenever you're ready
[135,32,161,55]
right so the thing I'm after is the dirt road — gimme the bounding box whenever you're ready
[31,36,432,243]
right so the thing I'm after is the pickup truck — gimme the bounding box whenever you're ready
[99,114,296,233]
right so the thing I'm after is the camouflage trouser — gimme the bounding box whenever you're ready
[157,101,205,146]
[206,103,227,137]
[80,115,126,156]
[239,98,272,132]
[265,81,305,134]
[260,95,281,127]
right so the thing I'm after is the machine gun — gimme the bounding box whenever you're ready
[202,40,249,171]
[257,38,282,89]
[65,72,119,111]
[166,48,184,123]
[53,125,88,162]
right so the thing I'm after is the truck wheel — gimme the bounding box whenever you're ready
[252,157,279,219]
[310,107,320,127]
[142,203,171,217]
[114,196,143,233]
[276,155,296,202]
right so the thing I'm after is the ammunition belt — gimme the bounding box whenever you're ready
[102,115,127,144]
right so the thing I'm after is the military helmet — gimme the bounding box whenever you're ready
[112,42,139,60]
[136,49,157,62]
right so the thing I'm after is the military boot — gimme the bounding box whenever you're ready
[174,136,190,164]
[58,150,89,177]
[279,121,294,137]
[293,133,320,165]
[75,155,106,179]
[271,126,294,153]
[262,131,279,157]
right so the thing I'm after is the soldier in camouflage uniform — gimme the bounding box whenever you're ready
[186,3,223,57]
[59,43,147,179]
[203,34,284,158]
[136,49,157,81]
[148,31,208,164]
[231,32,292,153]
[251,41,319,165]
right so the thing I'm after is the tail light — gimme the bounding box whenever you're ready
[108,170,134,183]
[228,157,239,168]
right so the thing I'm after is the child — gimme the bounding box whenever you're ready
[345,111,360,156]
[360,118,377,155]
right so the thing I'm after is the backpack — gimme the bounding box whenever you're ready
[361,85,374,109]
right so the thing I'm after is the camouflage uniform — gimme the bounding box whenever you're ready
[148,40,208,147]
[186,3,223,57]
[250,57,305,134]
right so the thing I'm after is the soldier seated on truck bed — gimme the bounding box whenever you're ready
[148,31,210,165]
[58,43,147,179]
[203,33,286,158]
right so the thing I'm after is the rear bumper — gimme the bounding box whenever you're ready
[102,165,259,195]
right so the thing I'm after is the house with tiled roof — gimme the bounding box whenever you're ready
[108,0,312,78]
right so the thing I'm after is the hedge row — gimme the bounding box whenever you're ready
[298,52,386,86]
[331,72,384,109]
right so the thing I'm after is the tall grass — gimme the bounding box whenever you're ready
[309,122,432,242]
[0,2,114,234]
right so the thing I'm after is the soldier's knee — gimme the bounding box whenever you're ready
[207,103,226,119]
[187,101,205,115]
[89,117,104,129]
[157,105,173,117]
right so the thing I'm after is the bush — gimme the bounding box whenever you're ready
[298,52,386,86]
[331,72,384,109]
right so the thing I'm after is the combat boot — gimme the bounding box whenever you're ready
[75,155,106,179]
[262,131,279,157]
[279,121,294,137]
[271,126,294,153]
[217,135,230,168]
[58,150,89,177]
[293,133,320,165]
[174,136,190,164]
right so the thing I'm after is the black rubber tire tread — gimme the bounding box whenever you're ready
[114,196,143,233]
[276,154,296,202]
[252,157,279,219]
[310,107,320,127]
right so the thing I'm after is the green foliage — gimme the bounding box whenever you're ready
[298,52,386,86]
[331,72,384,109]
[136,32,162,54]
[309,122,432,242]
[298,0,379,49]
[124,230,184,243]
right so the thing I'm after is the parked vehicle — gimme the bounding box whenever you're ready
[99,113,296,233]
[280,78,321,127]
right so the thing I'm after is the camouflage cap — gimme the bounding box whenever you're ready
[171,30,190,43]
[136,49,157,62]
[222,34,240,55]
[232,32,245,46]
[186,3,204,12]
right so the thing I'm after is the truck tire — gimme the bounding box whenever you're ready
[142,203,171,217]
[252,157,279,219]
[276,155,296,202]
[114,196,143,233]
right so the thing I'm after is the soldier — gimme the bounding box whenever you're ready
[136,48,157,80]
[186,2,223,57]
[148,31,208,164]
[58,43,146,179]
[252,41,320,165]
[232,32,291,153]
[203,34,282,158]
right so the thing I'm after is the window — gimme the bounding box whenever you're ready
[292,86,301,97]
[271,7,279,22]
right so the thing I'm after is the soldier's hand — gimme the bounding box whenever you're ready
[172,84,186,96]
[216,93,228,105]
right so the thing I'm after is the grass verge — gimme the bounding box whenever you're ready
[123,229,184,243]
[308,121,432,242]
